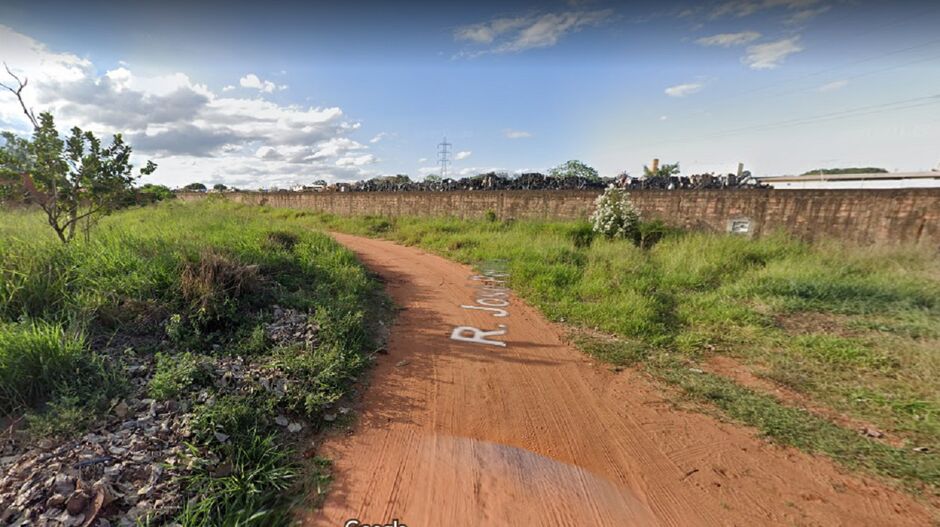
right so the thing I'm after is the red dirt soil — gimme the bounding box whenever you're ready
[305,233,933,526]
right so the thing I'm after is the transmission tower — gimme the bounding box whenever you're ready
[437,137,452,179]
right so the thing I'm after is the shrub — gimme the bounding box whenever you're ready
[180,250,261,328]
[590,187,640,240]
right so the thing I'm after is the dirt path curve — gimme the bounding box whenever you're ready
[307,233,932,526]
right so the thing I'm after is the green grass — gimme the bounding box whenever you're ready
[0,201,383,524]
[149,351,214,400]
[312,212,940,493]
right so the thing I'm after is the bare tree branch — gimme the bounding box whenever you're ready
[1,63,39,129]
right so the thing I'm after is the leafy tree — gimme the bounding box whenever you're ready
[183,182,208,192]
[423,174,442,184]
[643,162,680,179]
[138,183,174,203]
[212,183,228,191]
[549,160,600,182]
[312,179,328,186]
[0,67,156,243]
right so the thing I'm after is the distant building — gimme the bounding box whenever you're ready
[759,171,940,190]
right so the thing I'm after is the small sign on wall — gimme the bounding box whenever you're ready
[728,217,752,235]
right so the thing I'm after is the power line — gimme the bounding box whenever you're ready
[652,94,940,147]
[437,137,452,179]
[686,4,940,113]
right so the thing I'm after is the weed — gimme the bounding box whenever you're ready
[149,352,214,400]
[177,431,297,526]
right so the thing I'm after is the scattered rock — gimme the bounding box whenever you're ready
[113,401,130,419]
[689,368,705,374]
[275,415,289,427]
[287,422,303,433]
[214,432,230,443]
[66,490,90,515]
[860,426,884,439]
[46,493,67,509]
[396,360,410,367]
[913,446,929,453]
[266,308,319,348]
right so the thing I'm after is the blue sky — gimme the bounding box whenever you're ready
[1,0,938,188]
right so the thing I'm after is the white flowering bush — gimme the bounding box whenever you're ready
[590,187,640,239]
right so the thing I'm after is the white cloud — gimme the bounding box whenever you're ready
[455,150,472,160]
[418,157,428,163]
[455,10,613,55]
[0,25,379,187]
[664,82,704,97]
[785,5,831,24]
[743,36,803,69]
[503,129,532,139]
[817,79,848,92]
[709,0,826,19]
[659,115,668,121]
[695,31,761,47]
[336,154,377,167]
[222,85,235,92]
[238,73,286,93]
[369,132,387,144]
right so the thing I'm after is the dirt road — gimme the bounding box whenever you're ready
[308,233,931,526]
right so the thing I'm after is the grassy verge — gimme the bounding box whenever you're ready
[0,201,384,524]
[310,212,940,494]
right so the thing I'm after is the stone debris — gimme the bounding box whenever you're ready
[267,306,319,349]
[0,396,190,526]
[0,306,323,526]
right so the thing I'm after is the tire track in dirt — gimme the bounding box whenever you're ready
[306,233,932,526]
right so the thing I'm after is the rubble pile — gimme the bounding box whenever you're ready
[266,306,318,349]
[0,396,190,526]
[0,307,319,526]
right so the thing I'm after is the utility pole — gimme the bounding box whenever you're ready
[437,137,452,179]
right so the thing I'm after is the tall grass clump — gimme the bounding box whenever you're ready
[0,321,88,413]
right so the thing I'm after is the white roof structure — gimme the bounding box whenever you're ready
[759,171,940,190]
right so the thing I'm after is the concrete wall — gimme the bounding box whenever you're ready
[177,189,940,246]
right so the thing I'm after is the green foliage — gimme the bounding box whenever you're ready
[271,308,367,418]
[800,167,888,175]
[212,183,228,191]
[177,431,297,526]
[643,161,680,179]
[183,182,207,191]
[0,321,89,412]
[149,352,214,400]
[0,112,156,243]
[136,183,175,204]
[548,159,600,182]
